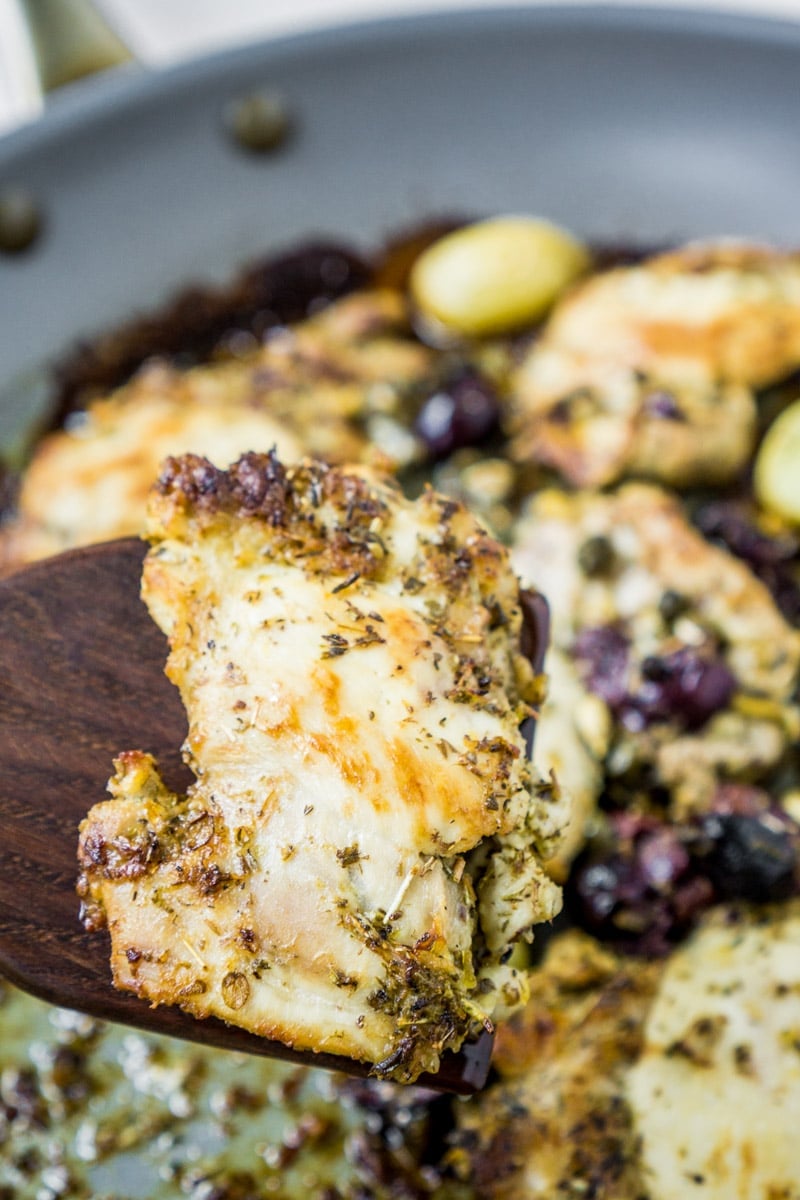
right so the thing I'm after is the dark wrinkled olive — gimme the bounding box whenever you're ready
[225,91,292,153]
[575,861,620,922]
[694,501,800,625]
[568,813,710,956]
[414,369,500,460]
[701,813,797,903]
[665,651,737,731]
[643,650,733,730]
[0,188,42,254]
[575,625,735,734]
[242,241,370,325]
[640,655,671,683]
[634,648,735,732]
[578,535,616,577]
[569,801,800,957]
[572,624,630,710]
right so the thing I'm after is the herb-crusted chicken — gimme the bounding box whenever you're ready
[629,900,800,1199]
[7,219,800,1189]
[512,484,800,857]
[77,452,565,1082]
[2,371,304,563]
[451,929,659,1198]
[453,902,800,1199]
[510,243,800,487]
[2,289,433,567]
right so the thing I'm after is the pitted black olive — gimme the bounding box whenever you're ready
[701,813,797,903]
[414,369,500,460]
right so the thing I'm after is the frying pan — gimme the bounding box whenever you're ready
[0,0,800,1186]
[2,3,800,444]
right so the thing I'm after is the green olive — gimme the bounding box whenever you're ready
[658,589,690,624]
[754,398,800,523]
[410,215,589,338]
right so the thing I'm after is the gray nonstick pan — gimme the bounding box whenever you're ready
[1,5,800,1194]
[2,3,800,441]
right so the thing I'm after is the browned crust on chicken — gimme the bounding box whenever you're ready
[1,290,433,568]
[510,243,800,488]
[78,453,566,1082]
[450,930,659,1198]
[512,485,800,858]
[453,901,800,1199]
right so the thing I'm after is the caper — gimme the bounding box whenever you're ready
[658,589,690,624]
[225,91,292,154]
[578,534,616,577]
[0,188,42,254]
[410,215,589,338]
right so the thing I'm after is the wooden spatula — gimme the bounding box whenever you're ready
[0,538,514,1093]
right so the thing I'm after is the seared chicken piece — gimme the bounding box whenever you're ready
[511,347,756,489]
[453,902,800,1199]
[536,243,800,385]
[451,929,659,1198]
[512,485,800,842]
[510,243,800,487]
[78,453,565,1082]
[3,290,433,567]
[2,377,304,563]
[629,900,800,1200]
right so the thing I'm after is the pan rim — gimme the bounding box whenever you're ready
[2,2,800,163]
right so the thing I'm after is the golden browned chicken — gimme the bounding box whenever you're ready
[510,243,800,487]
[3,290,433,565]
[78,452,566,1082]
[453,901,800,1199]
[513,484,800,866]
